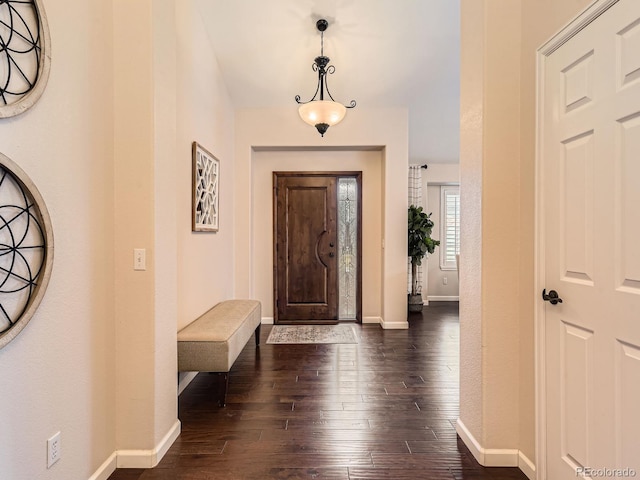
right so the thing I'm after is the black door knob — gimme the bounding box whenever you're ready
[542,289,563,305]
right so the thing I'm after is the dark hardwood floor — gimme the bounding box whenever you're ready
[108,302,527,480]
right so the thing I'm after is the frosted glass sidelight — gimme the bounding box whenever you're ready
[338,178,358,320]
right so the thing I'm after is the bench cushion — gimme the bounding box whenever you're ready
[177,299,261,372]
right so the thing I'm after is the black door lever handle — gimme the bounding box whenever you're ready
[542,289,563,305]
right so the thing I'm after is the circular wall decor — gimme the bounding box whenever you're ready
[0,153,53,350]
[0,0,51,118]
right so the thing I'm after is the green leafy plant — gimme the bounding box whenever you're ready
[408,205,440,296]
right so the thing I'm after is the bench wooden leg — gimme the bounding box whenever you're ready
[255,324,261,347]
[216,372,229,407]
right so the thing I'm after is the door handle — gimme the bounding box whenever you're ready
[542,289,563,305]
[329,252,335,258]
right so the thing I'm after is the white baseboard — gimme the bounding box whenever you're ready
[362,316,382,325]
[484,449,519,467]
[427,296,460,302]
[116,419,181,468]
[380,318,409,329]
[518,451,536,480]
[88,452,117,480]
[455,418,536,478]
[178,371,199,395]
[455,418,519,467]
[363,316,407,329]
[261,317,274,324]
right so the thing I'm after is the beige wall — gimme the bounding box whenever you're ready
[252,150,383,322]
[176,1,236,329]
[174,0,236,395]
[422,163,460,185]
[114,0,182,459]
[114,0,159,453]
[481,0,522,451]
[235,107,409,329]
[459,0,485,446]
[0,1,116,478]
[459,0,593,472]
[152,0,180,453]
[114,0,237,459]
[0,0,238,477]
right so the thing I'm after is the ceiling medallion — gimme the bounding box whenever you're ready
[295,19,356,137]
[0,0,51,118]
[0,153,54,350]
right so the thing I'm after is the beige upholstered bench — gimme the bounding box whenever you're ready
[177,299,261,406]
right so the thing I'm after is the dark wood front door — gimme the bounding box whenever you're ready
[274,173,338,323]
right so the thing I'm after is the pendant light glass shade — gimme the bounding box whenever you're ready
[298,100,347,133]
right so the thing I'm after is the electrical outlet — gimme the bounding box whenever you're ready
[47,432,61,468]
[443,276,448,285]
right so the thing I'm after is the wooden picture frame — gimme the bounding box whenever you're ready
[192,142,219,232]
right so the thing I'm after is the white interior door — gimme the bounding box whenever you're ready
[541,0,640,478]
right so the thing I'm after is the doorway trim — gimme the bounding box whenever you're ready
[273,171,363,324]
[535,2,619,478]
[233,110,410,330]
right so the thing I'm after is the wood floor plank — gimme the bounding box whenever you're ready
[108,303,527,480]
[347,468,455,480]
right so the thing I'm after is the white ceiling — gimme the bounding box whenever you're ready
[196,0,460,164]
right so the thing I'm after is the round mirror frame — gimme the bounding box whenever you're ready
[0,153,54,349]
[0,0,52,118]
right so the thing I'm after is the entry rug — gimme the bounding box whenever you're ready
[266,324,358,344]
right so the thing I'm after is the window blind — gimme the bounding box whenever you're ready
[440,186,460,271]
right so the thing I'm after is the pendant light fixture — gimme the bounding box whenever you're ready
[295,19,356,137]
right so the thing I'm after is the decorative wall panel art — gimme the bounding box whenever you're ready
[192,142,219,232]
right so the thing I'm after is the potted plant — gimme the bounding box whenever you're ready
[408,205,440,312]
